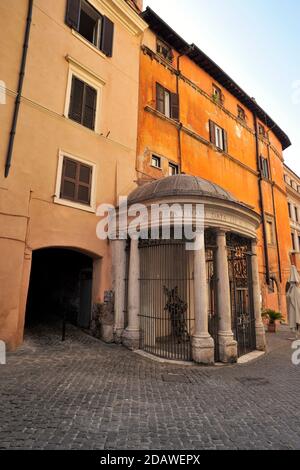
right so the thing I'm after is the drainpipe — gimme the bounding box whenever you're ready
[253,113,270,286]
[266,139,282,283]
[4,0,33,178]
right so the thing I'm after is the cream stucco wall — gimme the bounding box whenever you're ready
[0,0,147,349]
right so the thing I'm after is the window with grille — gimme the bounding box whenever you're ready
[60,157,92,205]
[68,76,97,130]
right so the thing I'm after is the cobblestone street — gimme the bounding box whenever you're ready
[0,322,299,450]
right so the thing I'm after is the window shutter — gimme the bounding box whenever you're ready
[170,93,179,120]
[209,120,216,145]
[156,83,164,114]
[101,16,114,57]
[78,164,92,204]
[61,158,78,200]
[83,84,97,130]
[222,129,228,152]
[65,0,81,30]
[69,76,84,124]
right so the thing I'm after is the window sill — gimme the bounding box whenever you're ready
[63,115,100,136]
[151,165,162,171]
[71,30,107,60]
[54,196,96,214]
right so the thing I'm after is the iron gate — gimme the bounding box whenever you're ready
[139,238,194,361]
[227,234,256,357]
[205,231,219,362]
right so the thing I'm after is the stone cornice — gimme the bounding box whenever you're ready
[90,0,147,35]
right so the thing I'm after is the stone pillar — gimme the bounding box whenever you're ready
[216,230,238,363]
[122,238,140,350]
[251,239,266,351]
[192,231,215,365]
[111,239,127,343]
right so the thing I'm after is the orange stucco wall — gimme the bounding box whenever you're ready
[137,28,292,318]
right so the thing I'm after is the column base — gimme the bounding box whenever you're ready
[218,331,238,363]
[122,328,140,351]
[255,324,266,351]
[114,328,124,344]
[192,334,215,365]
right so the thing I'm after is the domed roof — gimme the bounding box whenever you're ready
[128,175,237,204]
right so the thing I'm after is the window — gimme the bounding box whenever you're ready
[288,202,292,219]
[237,105,246,121]
[212,84,224,104]
[298,235,300,251]
[284,174,290,184]
[258,123,266,138]
[65,0,114,57]
[291,233,295,251]
[68,76,97,130]
[60,156,93,205]
[209,120,228,152]
[266,220,275,245]
[156,39,174,62]
[295,207,299,223]
[156,83,179,120]
[169,163,179,176]
[151,155,161,169]
[260,156,270,179]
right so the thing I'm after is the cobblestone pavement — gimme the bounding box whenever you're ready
[0,321,299,450]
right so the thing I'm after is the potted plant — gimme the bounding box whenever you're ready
[261,309,283,333]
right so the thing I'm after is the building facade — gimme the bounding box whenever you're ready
[0,2,294,365]
[284,164,300,271]
[0,0,146,349]
[118,7,292,362]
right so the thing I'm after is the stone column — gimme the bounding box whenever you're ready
[216,230,238,363]
[122,238,140,350]
[192,231,215,365]
[111,239,127,343]
[251,239,266,351]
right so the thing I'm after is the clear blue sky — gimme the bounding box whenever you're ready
[145,0,300,174]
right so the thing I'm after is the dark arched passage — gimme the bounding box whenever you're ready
[25,248,93,329]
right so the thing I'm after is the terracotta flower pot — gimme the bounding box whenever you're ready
[268,322,276,333]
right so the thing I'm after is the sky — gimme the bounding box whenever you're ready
[145,0,300,174]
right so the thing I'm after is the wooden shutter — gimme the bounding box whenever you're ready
[170,93,179,120]
[156,83,164,114]
[209,120,216,145]
[69,76,84,124]
[101,16,114,57]
[83,84,97,130]
[65,0,81,30]
[77,163,92,204]
[222,129,228,153]
[61,158,78,201]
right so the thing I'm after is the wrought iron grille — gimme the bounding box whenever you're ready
[227,234,256,357]
[206,248,219,362]
[139,238,194,361]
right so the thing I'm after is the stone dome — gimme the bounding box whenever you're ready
[128,175,237,204]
